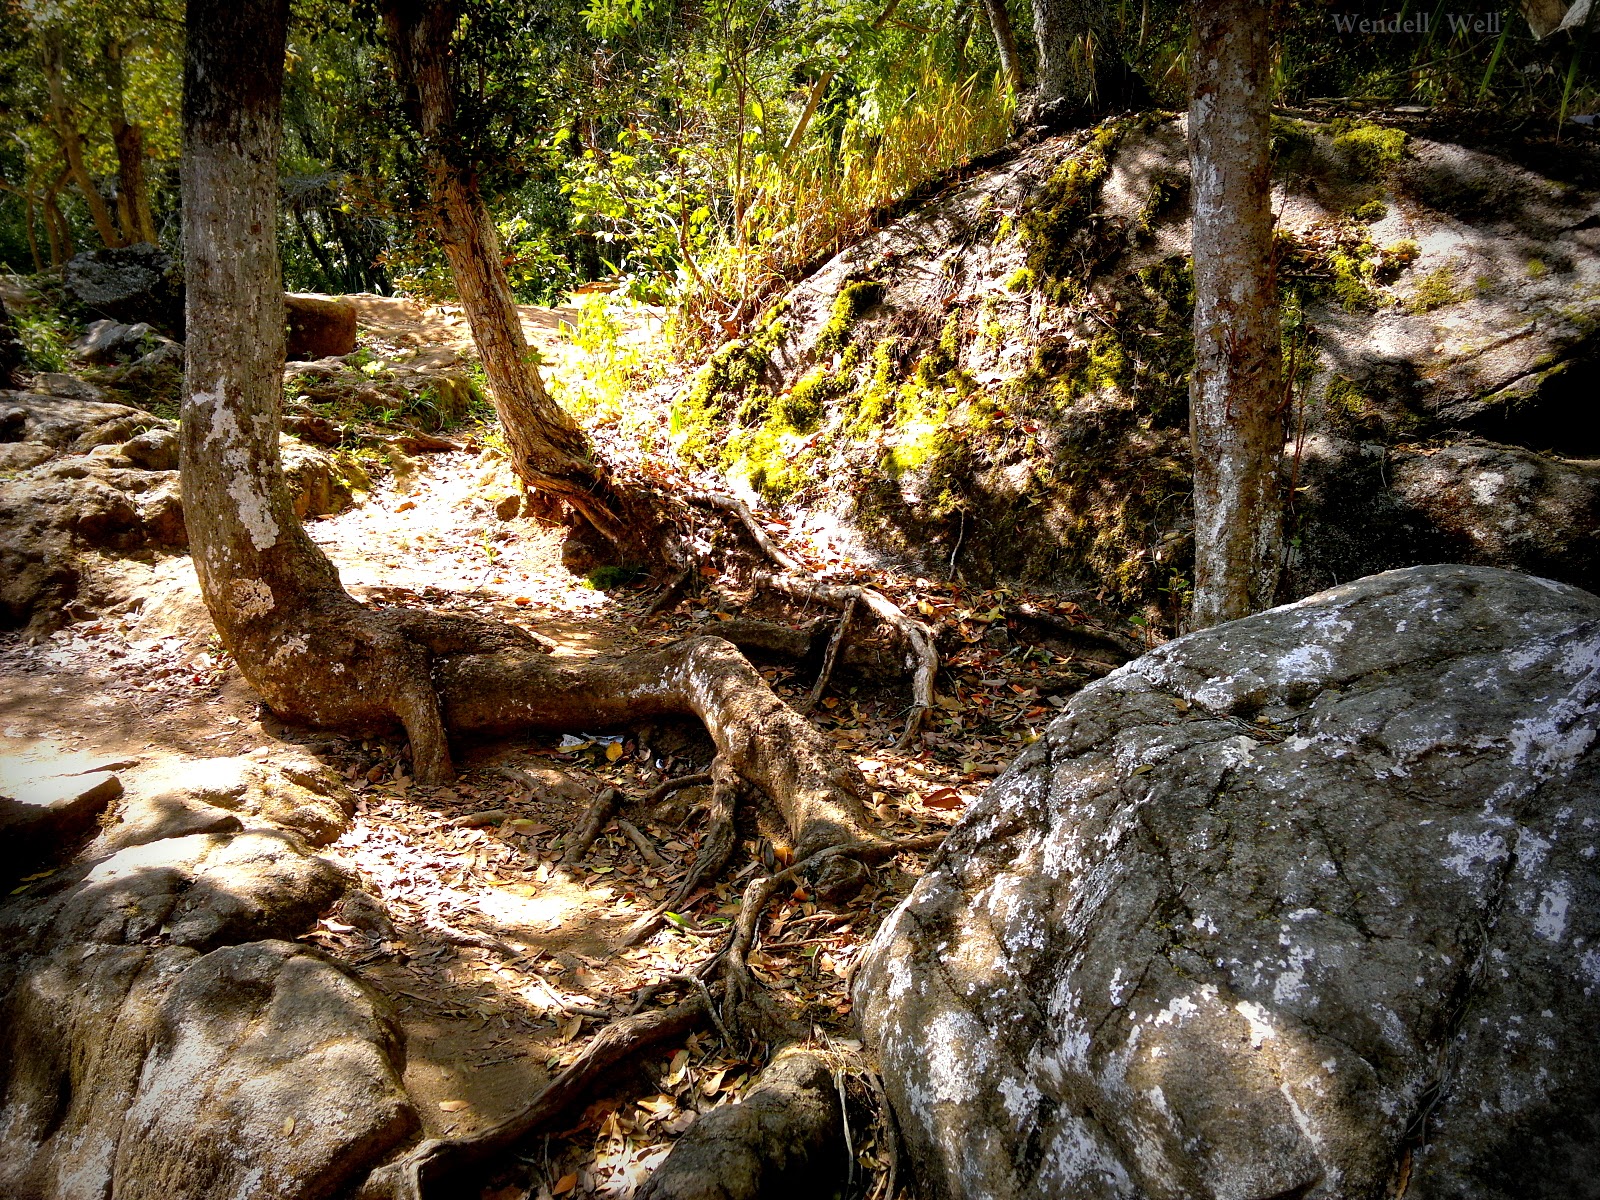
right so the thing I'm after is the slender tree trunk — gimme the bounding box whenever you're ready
[783,0,904,157]
[106,38,159,245]
[181,0,872,876]
[380,0,632,548]
[43,164,73,268]
[43,29,128,251]
[1027,0,1146,123]
[1187,0,1282,629]
[981,0,1025,93]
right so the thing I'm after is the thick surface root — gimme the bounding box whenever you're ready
[435,634,875,861]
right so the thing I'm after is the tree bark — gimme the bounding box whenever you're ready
[180,0,875,899]
[379,0,634,549]
[1026,0,1146,123]
[42,28,128,251]
[981,0,1025,93]
[1186,0,1282,629]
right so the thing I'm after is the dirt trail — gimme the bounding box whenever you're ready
[0,296,1104,1198]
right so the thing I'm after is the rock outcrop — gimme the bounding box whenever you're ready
[855,564,1600,1200]
[0,395,354,633]
[0,750,416,1200]
[676,114,1600,607]
[63,243,184,334]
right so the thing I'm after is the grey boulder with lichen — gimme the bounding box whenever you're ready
[855,563,1600,1200]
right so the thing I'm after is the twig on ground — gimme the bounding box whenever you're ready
[558,787,622,869]
[801,594,857,714]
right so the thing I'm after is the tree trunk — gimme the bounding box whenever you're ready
[106,37,159,245]
[1186,0,1282,629]
[981,0,1025,93]
[379,0,634,549]
[1026,0,1146,124]
[43,29,128,251]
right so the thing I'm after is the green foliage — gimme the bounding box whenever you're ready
[553,294,647,420]
[15,306,70,372]
[1005,268,1036,293]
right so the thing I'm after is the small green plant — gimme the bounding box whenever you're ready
[16,309,70,372]
[1349,199,1388,223]
[1005,268,1036,293]
[559,294,645,420]
[1526,258,1548,279]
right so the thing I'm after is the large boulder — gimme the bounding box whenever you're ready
[63,243,183,333]
[855,564,1600,1200]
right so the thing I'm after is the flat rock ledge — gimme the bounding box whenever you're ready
[0,750,416,1200]
[855,564,1600,1200]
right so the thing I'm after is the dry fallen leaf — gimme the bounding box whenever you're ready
[438,1099,468,1112]
[553,1171,579,1195]
[282,1115,296,1135]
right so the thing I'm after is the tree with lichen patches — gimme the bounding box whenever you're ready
[1186,0,1283,629]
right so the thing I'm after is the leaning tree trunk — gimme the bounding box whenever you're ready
[380,0,634,550]
[43,29,127,251]
[981,0,1025,93]
[1186,0,1283,628]
[1026,0,1146,124]
[182,0,874,891]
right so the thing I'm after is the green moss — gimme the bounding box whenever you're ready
[671,302,791,465]
[1526,258,1548,278]
[1404,264,1467,314]
[1019,116,1139,295]
[1270,116,1320,177]
[1348,198,1388,223]
[1278,226,1412,313]
[1006,267,1036,293]
[1329,118,1408,180]
[815,279,884,358]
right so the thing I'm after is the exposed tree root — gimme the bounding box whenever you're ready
[359,993,709,1200]
[688,489,803,573]
[754,572,938,750]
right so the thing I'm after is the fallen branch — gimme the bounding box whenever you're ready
[801,594,857,714]
[617,818,669,868]
[557,786,622,869]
